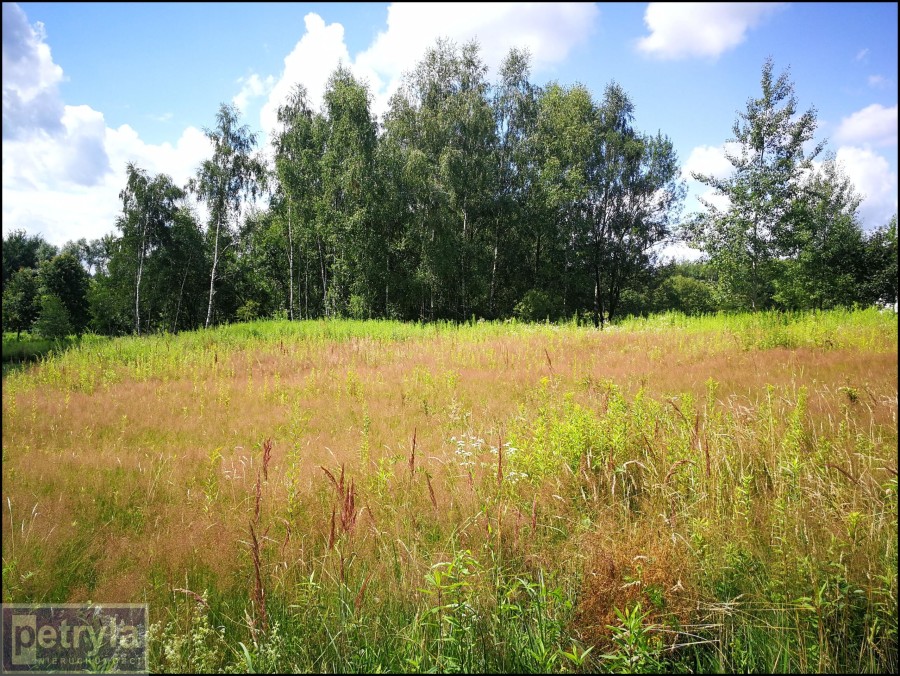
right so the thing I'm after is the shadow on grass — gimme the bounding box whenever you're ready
[1,333,88,377]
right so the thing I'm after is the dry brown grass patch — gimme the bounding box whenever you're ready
[574,520,695,649]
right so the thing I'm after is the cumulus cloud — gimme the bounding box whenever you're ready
[104,124,212,189]
[2,3,213,246]
[233,72,276,112]
[259,13,353,142]
[357,3,598,97]
[4,107,104,191]
[681,143,741,182]
[2,3,113,193]
[637,3,783,60]
[259,3,600,141]
[1,2,65,139]
[835,103,898,147]
[835,146,898,229]
[697,188,731,212]
[4,122,212,245]
[659,240,704,262]
[359,2,598,117]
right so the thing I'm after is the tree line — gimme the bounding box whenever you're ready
[3,43,897,340]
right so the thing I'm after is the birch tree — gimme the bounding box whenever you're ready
[117,163,184,334]
[273,84,322,320]
[191,103,265,328]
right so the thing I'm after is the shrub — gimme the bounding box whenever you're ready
[514,289,560,322]
[32,293,72,341]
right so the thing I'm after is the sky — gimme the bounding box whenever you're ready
[3,2,898,259]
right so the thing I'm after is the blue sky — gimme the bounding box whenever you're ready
[3,2,897,255]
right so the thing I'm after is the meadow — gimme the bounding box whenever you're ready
[2,309,897,673]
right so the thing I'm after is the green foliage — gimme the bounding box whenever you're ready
[2,267,39,338]
[114,163,187,334]
[2,229,57,290]
[88,272,132,336]
[602,603,665,674]
[773,157,871,310]
[656,274,716,316]
[514,289,560,322]
[235,299,260,323]
[37,253,90,335]
[382,38,498,321]
[688,58,823,311]
[190,102,266,329]
[32,293,73,341]
[149,596,229,674]
[864,214,898,307]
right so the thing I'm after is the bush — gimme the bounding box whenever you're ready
[236,300,260,323]
[33,293,73,341]
[514,289,560,322]
[656,275,716,315]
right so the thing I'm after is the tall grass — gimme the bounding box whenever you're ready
[2,309,896,672]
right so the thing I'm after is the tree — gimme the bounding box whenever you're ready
[688,58,824,310]
[383,39,497,320]
[864,214,898,307]
[273,83,324,320]
[116,163,186,334]
[2,229,56,289]
[190,103,265,328]
[2,267,39,338]
[319,66,380,318]
[533,81,595,319]
[533,80,682,325]
[492,47,541,316]
[37,253,90,335]
[773,157,868,309]
[163,207,209,332]
[587,84,683,324]
[101,204,208,334]
[60,239,92,271]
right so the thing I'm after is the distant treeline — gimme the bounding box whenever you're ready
[2,42,897,339]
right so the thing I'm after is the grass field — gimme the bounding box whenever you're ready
[2,309,897,673]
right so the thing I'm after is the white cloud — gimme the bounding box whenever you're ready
[233,72,276,112]
[637,3,783,60]
[867,74,888,89]
[855,47,869,62]
[835,103,898,147]
[659,241,704,262]
[681,143,740,182]
[259,3,600,141]
[104,124,211,190]
[2,2,65,139]
[356,2,598,107]
[835,146,898,229]
[259,13,353,143]
[3,121,212,245]
[2,3,213,247]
